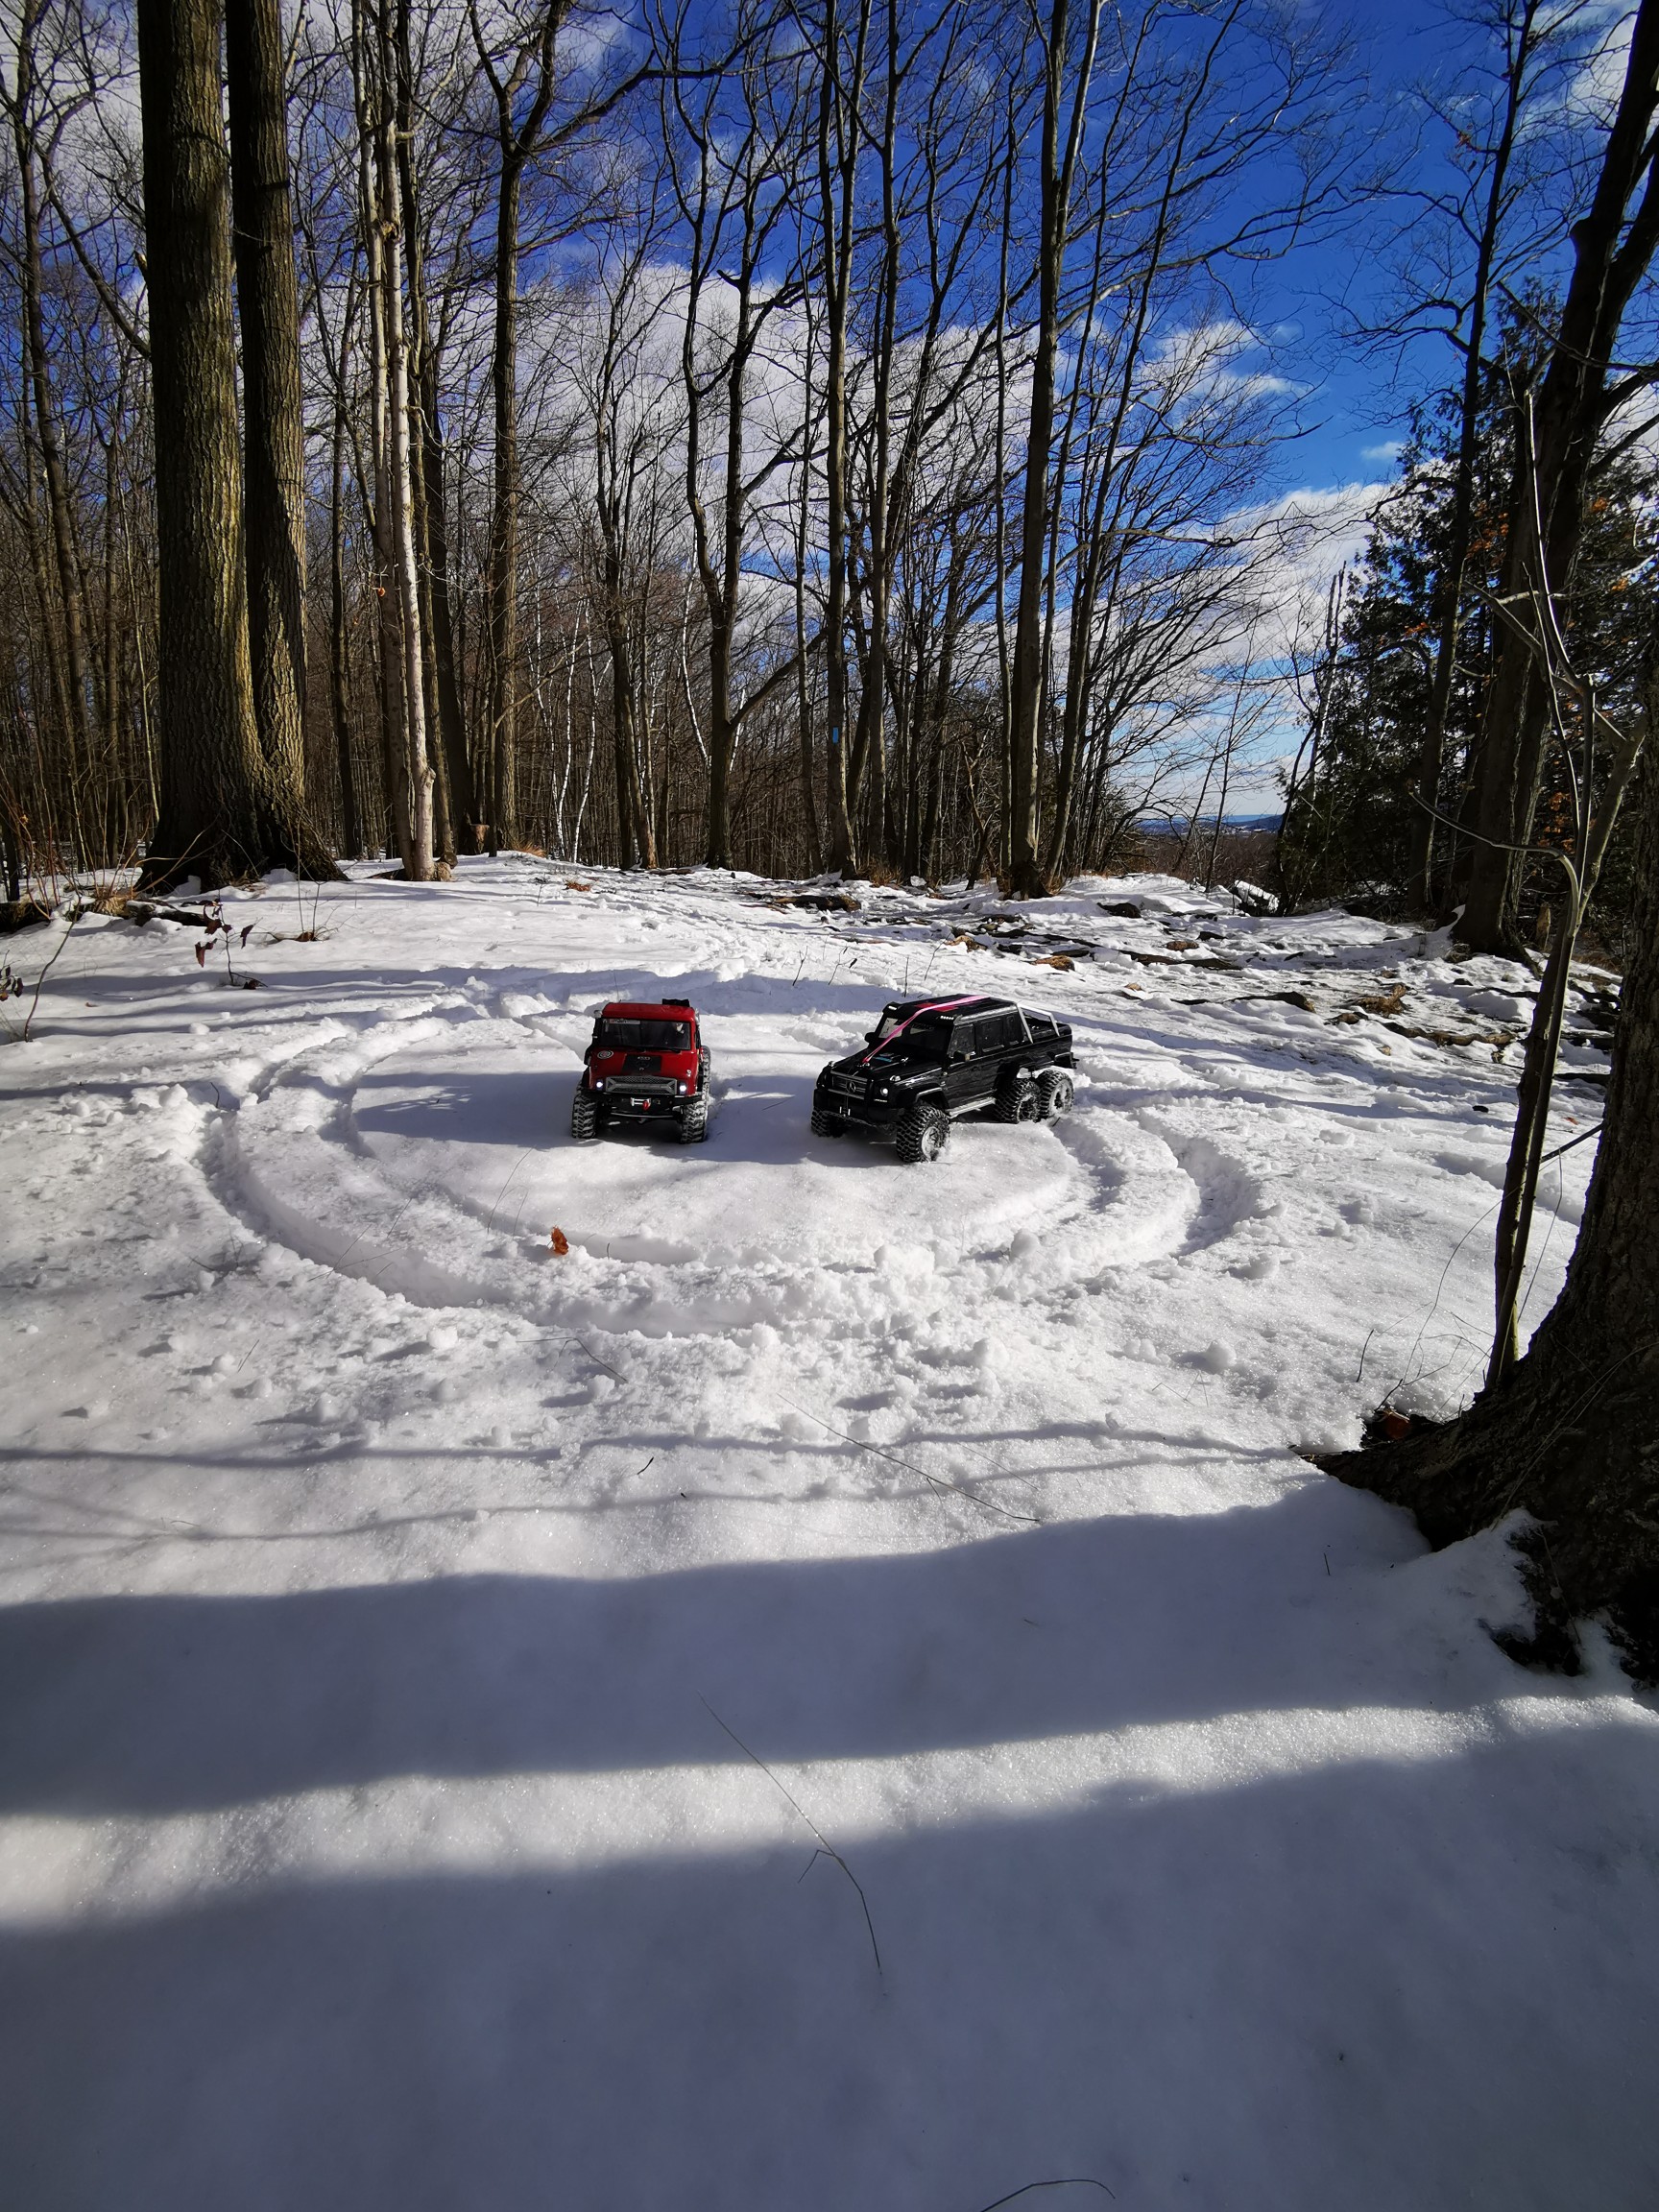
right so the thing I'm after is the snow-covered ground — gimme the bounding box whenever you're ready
[2,859,1655,2211]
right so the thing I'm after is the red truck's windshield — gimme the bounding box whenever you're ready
[595,1018,691,1051]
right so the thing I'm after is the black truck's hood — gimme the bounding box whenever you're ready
[823,1046,939,1080]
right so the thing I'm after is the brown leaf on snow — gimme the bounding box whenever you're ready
[549,1226,570,1256]
[1032,952,1074,970]
[565,879,592,893]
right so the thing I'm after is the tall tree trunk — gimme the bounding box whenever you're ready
[5,8,96,815]
[14,370,74,787]
[375,0,433,879]
[227,0,329,877]
[99,428,122,857]
[606,600,653,871]
[816,0,870,878]
[136,0,284,890]
[848,0,901,875]
[421,345,473,840]
[1408,1,1538,916]
[793,414,822,874]
[329,396,361,858]
[1457,0,1659,951]
[606,568,638,870]
[484,171,520,852]
[6,2,97,845]
[1006,0,1103,898]
[394,0,452,864]
[472,0,568,854]
[353,0,402,857]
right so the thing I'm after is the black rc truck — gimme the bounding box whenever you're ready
[571,998,712,1143]
[811,994,1074,1163]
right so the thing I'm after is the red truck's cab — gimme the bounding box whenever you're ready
[571,998,710,1143]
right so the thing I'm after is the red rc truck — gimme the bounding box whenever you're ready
[571,998,711,1144]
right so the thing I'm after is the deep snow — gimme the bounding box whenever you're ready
[1,859,1655,2212]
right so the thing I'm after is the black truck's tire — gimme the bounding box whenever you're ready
[993,1070,1040,1124]
[1036,1069,1073,1120]
[810,1108,846,1139]
[678,1096,709,1143]
[896,1101,950,1163]
[571,1087,600,1142]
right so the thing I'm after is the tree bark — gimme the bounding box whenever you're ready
[227,0,327,875]
[375,0,434,878]
[420,337,475,844]
[136,0,287,890]
[1321,736,1659,1678]
[395,0,453,863]
[355,0,404,859]
[329,392,361,858]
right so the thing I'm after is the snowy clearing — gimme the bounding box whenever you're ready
[2,860,1656,2211]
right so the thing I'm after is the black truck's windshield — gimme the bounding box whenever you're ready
[596,1018,691,1051]
[867,1012,950,1063]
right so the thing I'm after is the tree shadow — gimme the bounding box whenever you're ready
[2,1727,1654,2211]
[0,1481,1479,1821]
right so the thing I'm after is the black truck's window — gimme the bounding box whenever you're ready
[596,1019,691,1050]
[868,1009,952,1063]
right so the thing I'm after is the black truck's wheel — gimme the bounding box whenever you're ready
[810,1108,846,1139]
[678,1096,709,1143]
[571,1087,600,1142]
[993,1070,1040,1124]
[896,1101,950,1163]
[1036,1069,1073,1120]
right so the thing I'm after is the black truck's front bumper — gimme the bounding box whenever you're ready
[813,1072,910,1136]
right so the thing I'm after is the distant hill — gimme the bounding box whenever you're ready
[1140,813,1282,835]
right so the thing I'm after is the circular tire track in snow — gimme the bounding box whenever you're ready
[205,1020,1248,1329]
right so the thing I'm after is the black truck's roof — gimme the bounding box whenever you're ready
[879,994,1012,1020]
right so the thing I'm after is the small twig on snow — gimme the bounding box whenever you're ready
[700,1695,883,1984]
[565,1332,624,1382]
[973,2181,1117,2210]
[781,1396,1041,1527]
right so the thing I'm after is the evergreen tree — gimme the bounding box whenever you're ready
[1277,344,1657,931]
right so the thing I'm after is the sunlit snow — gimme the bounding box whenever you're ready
[1,859,1653,2211]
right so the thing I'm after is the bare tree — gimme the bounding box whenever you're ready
[1003,0,1103,897]
[136,0,298,887]
[667,0,807,868]
[1459,0,1659,951]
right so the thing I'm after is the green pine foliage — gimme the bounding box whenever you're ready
[1276,344,1659,936]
